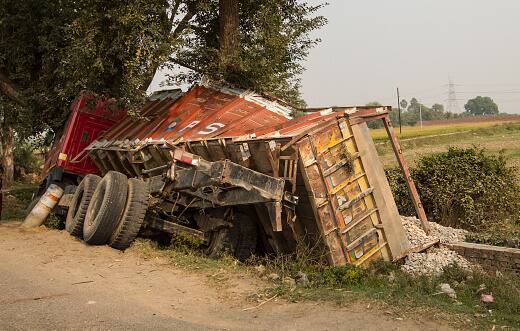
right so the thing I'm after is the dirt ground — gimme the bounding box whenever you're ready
[0,221,456,331]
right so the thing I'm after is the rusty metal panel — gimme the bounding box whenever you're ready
[295,118,407,266]
[98,85,290,145]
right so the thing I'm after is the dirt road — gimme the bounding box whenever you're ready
[0,221,454,330]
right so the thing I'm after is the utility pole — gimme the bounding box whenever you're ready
[396,87,402,134]
[419,104,423,128]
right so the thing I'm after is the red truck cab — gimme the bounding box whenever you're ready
[40,91,126,190]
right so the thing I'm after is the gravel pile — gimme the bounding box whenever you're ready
[401,216,468,245]
[400,216,472,276]
[401,247,473,275]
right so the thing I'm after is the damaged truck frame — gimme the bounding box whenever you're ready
[49,83,430,267]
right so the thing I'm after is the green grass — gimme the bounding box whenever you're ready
[375,122,520,169]
[370,119,520,141]
[270,263,520,330]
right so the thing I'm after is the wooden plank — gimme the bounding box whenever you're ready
[350,122,411,260]
[383,116,431,234]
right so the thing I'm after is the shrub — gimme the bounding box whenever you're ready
[387,147,520,232]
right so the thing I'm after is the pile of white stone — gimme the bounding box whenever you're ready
[400,216,472,276]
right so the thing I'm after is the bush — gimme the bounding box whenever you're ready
[387,147,520,232]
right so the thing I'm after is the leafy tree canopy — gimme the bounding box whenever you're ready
[464,96,499,115]
[169,0,326,107]
[1,0,326,135]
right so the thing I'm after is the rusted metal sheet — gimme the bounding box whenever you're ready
[99,84,291,146]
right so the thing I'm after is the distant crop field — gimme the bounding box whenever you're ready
[374,121,520,170]
[370,115,520,141]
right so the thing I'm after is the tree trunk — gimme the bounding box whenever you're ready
[219,0,240,66]
[1,126,14,186]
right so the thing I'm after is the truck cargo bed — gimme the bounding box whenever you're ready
[85,83,424,266]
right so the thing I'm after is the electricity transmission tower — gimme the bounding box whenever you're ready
[446,77,461,113]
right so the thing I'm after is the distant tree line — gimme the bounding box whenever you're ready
[367,95,500,128]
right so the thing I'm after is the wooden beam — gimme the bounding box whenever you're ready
[382,116,431,234]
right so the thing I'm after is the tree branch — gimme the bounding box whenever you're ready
[169,0,183,30]
[140,2,198,92]
[0,70,25,106]
[171,6,196,40]
[168,57,200,72]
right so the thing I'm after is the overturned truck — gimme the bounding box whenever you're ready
[62,83,428,267]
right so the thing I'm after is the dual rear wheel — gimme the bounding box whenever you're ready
[65,171,258,259]
[65,171,148,250]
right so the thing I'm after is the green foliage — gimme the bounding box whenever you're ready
[61,0,176,112]
[13,140,41,176]
[1,0,326,138]
[385,167,417,216]
[43,214,65,230]
[387,147,520,232]
[0,0,179,133]
[170,0,327,107]
[0,183,37,220]
[169,233,204,253]
[366,99,462,129]
[466,232,520,249]
[0,0,75,134]
[465,96,499,115]
[320,265,366,286]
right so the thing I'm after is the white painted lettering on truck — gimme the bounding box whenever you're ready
[165,121,178,132]
[178,120,200,132]
[165,121,225,135]
[198,123,225,135]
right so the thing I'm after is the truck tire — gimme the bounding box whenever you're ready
[204,227,233,259]
[83,171,128,245]
[205,212,257,261]
[65,174,101,238]
[233,212,258,261]
[109,178,149,250]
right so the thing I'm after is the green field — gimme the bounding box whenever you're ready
[372,121,520,170]
[370,117,520,141]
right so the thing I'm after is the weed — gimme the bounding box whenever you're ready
[43,214,64,230]
[168,233,204,253]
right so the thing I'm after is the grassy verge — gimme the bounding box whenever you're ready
[267,262,520,330]
[131,237,520,330]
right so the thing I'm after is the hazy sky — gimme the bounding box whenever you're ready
[301,0,520,113]
[151,0,520,114]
